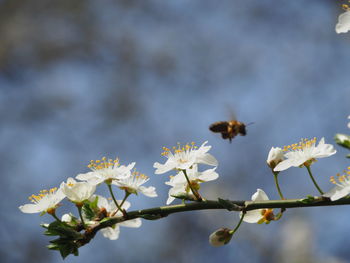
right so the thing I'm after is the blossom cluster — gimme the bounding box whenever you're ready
[20,115,350,255]
[154,141,218,204]
[19,157,157,241]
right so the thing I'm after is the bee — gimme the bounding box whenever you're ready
[209,120,250,143]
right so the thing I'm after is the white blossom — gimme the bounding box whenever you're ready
[267,147,284,169]
[240,189,275,224]
[336,10,350,34]
[113,170,157,198]
[165,165,218,205]
[19,187,65,214]
[89,195,141,240]
[324,167,350,201]
[60,177,96,203]
[274,137,336,172]
[76,157,134,185]
[154,141,217,174]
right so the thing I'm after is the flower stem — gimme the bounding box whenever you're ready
[182,169,202,201]
[111,191,130,217]
[107,184,127,217]
[77,205,85,227]
[50,212,62,222]
[229,212,245,235]
[305,165,324,195]
[273,171,285,199]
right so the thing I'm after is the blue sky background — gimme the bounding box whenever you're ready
[1,0,349,262]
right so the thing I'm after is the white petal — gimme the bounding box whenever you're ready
[154,162,173,174]
[324,185,350,201]
[166,195,175,205]
[336,10,350,34]
[19,204,42,214]
[240,210,262,223]
[101,226,120,240]
[274,159,296,171]
[76,172,95,181]
[198,168,219,182]
[196,153,218,166]
[139,186,157,197]
[251,189,269,201]
[61,214,72,222]
[120,218,142,228]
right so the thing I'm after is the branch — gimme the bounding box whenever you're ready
[76,196,350,247]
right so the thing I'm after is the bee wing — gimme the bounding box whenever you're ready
[209,122,229,133]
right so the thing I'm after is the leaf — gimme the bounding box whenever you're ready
[49,238,79,259]
[299,195,315,204]
[82,202,96,221]
[45,221,82,239]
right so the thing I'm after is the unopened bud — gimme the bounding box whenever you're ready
[209,228,233,247]
[267,147,284,169]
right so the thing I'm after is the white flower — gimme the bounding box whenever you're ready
[336,10,350,34]
[61,213,73,222]
[154,141,218,174]
[267,147,284,169]
[19,187,65,214]
[76,157,134,185]
[274,137,336,172]
[324,167,350,201]
[89,195,141,240]
[60,177,96,203]
[113,170,157,198]
[241,189,275,224]
[165,165,218,204]
[209,228,233,247]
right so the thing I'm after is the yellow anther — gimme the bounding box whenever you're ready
[28,188,58,203]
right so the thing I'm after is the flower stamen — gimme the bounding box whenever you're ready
[28,187,58,203]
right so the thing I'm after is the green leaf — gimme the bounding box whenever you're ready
[299,195,315,204]
[218,198,241,211]
[49,238,79,259]
[334,133,350,150]
[82,202,96,221]
[45,221,82,239]
[89,196,99,210]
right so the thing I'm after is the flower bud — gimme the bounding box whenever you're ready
[267,147,284,169]
[209,228,233,247]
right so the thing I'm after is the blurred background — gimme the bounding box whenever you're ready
[1,0,349,262]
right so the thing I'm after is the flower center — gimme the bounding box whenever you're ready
[282,137,317,152]
[88,157,119,170]
[330,166,350,185]
[161,142,197,156]
[261,209,275,222]
[28,187,58,203]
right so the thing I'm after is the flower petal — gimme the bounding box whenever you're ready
[101,226,120,240]
[19,204,43,214]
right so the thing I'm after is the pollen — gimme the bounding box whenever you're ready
[132,169,148,180]
[282,137,317,152]
[330,167,350,185]
[28,187,58,203]
[160,142,198,156]
[88,157,119,170]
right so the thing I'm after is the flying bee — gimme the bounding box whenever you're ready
[209,119,251,143]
